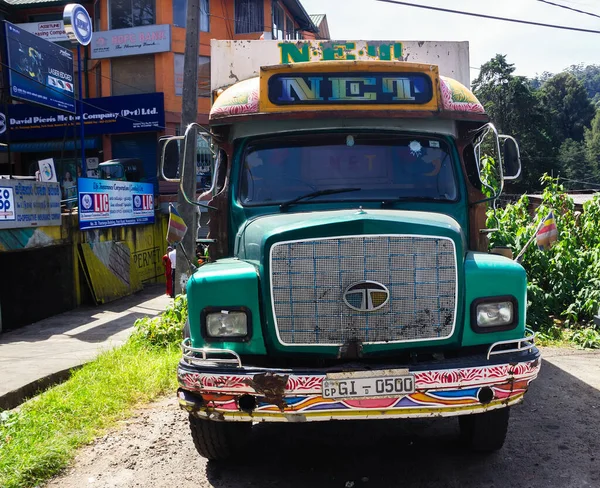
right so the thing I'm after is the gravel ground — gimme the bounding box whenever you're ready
[44,348,600,488]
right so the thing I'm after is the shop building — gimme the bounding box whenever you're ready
[0,0,321,196]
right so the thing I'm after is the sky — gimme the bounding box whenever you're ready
[299,0,600,82]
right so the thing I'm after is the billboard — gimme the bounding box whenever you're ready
[0,92,165,142]
[78,178,155,230]
[0,180,61,229]
[3,21,76,113]
[91,24,170,59]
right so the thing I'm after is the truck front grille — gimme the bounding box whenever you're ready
[270,235,457,345]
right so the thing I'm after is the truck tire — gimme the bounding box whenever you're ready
[189,414,251,461]
[459,407,510,452]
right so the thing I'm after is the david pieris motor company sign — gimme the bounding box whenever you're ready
[91,24,171,59]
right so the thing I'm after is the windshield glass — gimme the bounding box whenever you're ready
[100,164,124,180]
[239,133,458,205]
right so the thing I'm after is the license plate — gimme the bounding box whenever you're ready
[322,369,415,399]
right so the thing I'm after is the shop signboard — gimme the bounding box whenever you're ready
[77,178,155,230]
[90,24,171,59]
[0,180,61,229]
[3,21,76,113]
[17,21,69,43]
[0,92,165,142]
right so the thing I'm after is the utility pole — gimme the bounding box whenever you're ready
[175,0,200,295]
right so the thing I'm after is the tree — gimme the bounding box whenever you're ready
[566,64,600,106]
[473,55,557,191]
[584,110,600,179]
[540,72,596,142]
[556,138,589,188]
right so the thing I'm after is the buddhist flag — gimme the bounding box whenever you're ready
[536,211,558,251]
[167,205,187,244]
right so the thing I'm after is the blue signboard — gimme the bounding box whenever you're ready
[3,21,76,113]
[0,92,165,142]
[268,72,433,105]
[78,178,155,230]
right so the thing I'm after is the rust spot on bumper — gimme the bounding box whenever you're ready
[243,372,289,411]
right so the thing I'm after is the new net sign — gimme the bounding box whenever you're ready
[3,21,75,113]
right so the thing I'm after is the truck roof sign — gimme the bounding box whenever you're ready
[267,72,433,106]
[211,40,470,91]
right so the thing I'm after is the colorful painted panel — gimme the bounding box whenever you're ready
[210,77,259,119]
[178,358,540,420]
[439,76,485,114]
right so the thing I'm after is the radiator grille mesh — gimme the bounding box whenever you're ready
[270,236,457,345]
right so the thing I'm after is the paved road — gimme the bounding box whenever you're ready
[46,347,600,488]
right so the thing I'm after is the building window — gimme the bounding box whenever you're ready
[111,55,156,96]
[173,0,210,31]
[234,0,264,34]
[174,54,211,98]
[285,15,294,40]
[272,1,284,40]
[109,0,156,29]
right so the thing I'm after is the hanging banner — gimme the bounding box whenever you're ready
[3,21,76,113]
[0,180,62,229]
[78,178,155,230]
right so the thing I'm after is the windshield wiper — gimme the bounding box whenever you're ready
[279,188,361,212]
[380,196,449,207]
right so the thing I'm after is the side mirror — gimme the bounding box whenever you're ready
[499,135,521,181]
[159,135,183,182]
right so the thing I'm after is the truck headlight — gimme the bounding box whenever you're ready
[205,310,248,338]
[476,301,514,328]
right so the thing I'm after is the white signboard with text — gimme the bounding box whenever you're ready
[91,24,171,59]
[18,21,69,42]
[211,40,471,90]
[0,180,61,229]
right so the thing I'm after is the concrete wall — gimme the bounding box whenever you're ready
[0,213,169,331]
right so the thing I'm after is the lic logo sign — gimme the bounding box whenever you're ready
[133,194,153,213]
[0,187,15,221]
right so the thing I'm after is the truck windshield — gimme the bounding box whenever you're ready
[239,133,458,206]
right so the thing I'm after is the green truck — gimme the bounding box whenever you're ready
[164,40,541,460]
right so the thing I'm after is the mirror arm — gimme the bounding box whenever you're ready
[180,123,218,210]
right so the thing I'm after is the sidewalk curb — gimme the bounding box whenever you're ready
[0,366,83,411]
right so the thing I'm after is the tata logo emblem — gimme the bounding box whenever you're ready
[343,281,390,312]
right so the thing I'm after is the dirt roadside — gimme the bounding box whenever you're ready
[45,348,600,488]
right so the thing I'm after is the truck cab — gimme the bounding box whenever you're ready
[168,41,540,460]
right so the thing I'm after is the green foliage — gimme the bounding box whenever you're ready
[488,176,600,345]
[0,341,179,488]
[540,72,596,142]
[130,295,188,348]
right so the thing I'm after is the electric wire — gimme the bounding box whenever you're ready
[375,0,600,34]
[535,0,600,20]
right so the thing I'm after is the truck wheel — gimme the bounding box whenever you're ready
[189,414,251,461]
[459,407,510,452]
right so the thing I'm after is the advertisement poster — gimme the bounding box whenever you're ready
[0,180,61,229]
[3,21,75,113]
[91,24,171,59]
[0,92,165,142]
[78,178,155,230]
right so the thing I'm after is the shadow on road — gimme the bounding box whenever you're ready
[0,285,167,344]
[205,360,600,488]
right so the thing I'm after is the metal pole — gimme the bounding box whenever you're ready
[174,0,200,295]
[78,44,86,175]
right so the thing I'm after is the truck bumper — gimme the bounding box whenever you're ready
[177,341,541,422]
